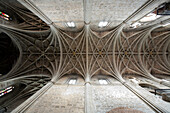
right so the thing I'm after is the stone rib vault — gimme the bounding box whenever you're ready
[0,0,170,113]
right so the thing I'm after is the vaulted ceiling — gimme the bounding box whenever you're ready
[0,0,170,111]
[0,0,169,83]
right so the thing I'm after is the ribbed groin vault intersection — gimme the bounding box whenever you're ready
[0,0,170,113]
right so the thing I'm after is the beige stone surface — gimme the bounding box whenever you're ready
[25,85,85,113]
[30,0,84,22]
[127,80,170,112]
[91,0,148,22]
[107,107,144,113]
[29,0,148,28]
[92,83,155,113]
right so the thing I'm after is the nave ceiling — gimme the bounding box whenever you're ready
[0,0,170,110]
[0,0,169,81]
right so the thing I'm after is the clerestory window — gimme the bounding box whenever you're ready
[68,78,77,85]
[98,79,108,85]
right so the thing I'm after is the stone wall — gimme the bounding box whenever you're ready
[92,83,154,113]
[25,85,85,113]
[56,75,85,85]
[127,81,170,112]
[23,75,160,113]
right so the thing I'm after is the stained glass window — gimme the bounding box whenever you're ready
[0,86,14,97]
[0,11,10,20]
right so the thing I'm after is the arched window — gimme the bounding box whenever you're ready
[98,78,108,85]
[0,86,14,97]
[139,83,158,91]
[0,11,10,20]
[68,78,77,85]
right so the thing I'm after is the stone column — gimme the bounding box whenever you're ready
[85,78,96,113]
